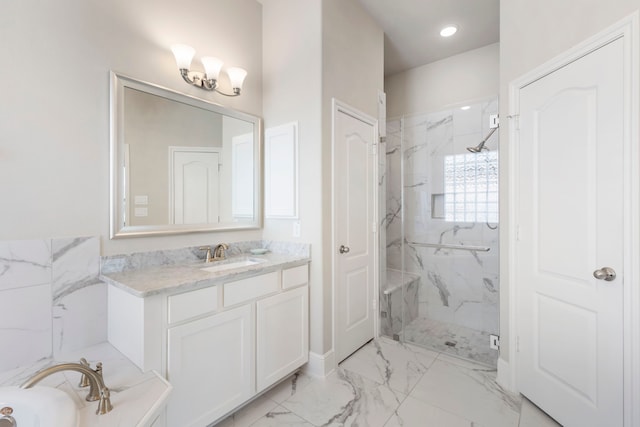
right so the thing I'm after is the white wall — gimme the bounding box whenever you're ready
[0,0,262,255]
[321,0,384,352]
[262,0,324,354]
[385,43,499,118]
[499,0,640,364]
[262,0,383,357]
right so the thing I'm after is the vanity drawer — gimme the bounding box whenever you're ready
[168,286,218,324]
[223,271,280,307]
[282,264,309,289]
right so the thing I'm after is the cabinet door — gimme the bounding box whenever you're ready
[256,286,309,392]
[167,304,253,427]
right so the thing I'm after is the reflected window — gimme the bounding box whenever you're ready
[444,152,499,223]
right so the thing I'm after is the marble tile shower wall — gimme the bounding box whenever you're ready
[385,99,500,335]
[0,237,106,372]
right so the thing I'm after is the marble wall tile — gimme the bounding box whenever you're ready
[0,237,109,372]
[0,239,51,291]
[52,237,100,300]
[0,284,52,371]
[53,281,107,358]
[51,236,106,357]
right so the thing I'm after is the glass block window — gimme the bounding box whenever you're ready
[444,151,499,223]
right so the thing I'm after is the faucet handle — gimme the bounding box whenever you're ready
[95,362,103,378]
[78,358,91,388]
[199,246,213,262]
[96,387,113,415]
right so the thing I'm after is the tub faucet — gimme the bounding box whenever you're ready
[213,243,229,260]
[20,358,113,415]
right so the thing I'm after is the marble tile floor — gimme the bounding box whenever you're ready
[215,337,561,427]
[400,317,499,368]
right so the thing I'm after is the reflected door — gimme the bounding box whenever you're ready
[171,148,221,224]
[516,37,624,426]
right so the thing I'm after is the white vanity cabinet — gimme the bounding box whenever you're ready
[256,285,308,392]
[107,262,309,427]
[166,304,253,427]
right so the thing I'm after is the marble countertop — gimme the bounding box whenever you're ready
[0,342,171,427]
[100,252,310,298]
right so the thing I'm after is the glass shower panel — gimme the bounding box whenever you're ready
[382,98,500,367]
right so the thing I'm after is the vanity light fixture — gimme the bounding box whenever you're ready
[440,25,458,37]
[170,44,247,96]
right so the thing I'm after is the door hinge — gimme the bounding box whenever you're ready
[490,334,500,350]
[516,336,520,352]
[372,221,377,233]
[372,143,378,156]
[372,298,377,310]
[489,114,499,129]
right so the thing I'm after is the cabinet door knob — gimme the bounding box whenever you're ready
[339,245,350,254]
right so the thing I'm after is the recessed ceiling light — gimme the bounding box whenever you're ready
[460,106,471,110]
[440,26,458,37]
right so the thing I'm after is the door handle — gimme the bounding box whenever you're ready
[593,267,616,281]
[339,245,350,254]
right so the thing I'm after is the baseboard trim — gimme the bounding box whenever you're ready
[496,357,516,392]
[303,350,336,378]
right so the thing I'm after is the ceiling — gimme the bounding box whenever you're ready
[357,0,500,76]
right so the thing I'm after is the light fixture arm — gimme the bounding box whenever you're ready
[178,68,241,97]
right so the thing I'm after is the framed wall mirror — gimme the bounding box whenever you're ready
[110,72,262,238]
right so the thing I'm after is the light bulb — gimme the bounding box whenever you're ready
[171,44,195,70]
[201,57,224,80]
[226,67,248,92]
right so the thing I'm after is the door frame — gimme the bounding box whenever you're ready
[505,13,640,426]
[331,98,380,367]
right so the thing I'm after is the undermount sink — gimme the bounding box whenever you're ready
[0,386,79,427]
[200,257,266,273]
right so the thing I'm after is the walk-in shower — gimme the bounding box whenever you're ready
[381,98,500,367]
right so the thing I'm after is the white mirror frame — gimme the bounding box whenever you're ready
[109,71,262,238]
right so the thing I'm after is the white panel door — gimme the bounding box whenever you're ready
[334,101,377,363]
[172,149,220,224]
[517,38,624,426]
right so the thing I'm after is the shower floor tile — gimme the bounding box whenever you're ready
[399,317,499,367]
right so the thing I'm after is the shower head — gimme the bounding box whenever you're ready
[467,127,498,153]
[466,141,487,153]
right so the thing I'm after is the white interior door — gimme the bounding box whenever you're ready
[334,100,377,363]
[171,148,221,224]
[516,37,624,426]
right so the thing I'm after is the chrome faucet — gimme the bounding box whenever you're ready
[213,243,229,260]
[21,358,113,415]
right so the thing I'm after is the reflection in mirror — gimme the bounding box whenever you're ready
[110,72,261,238]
